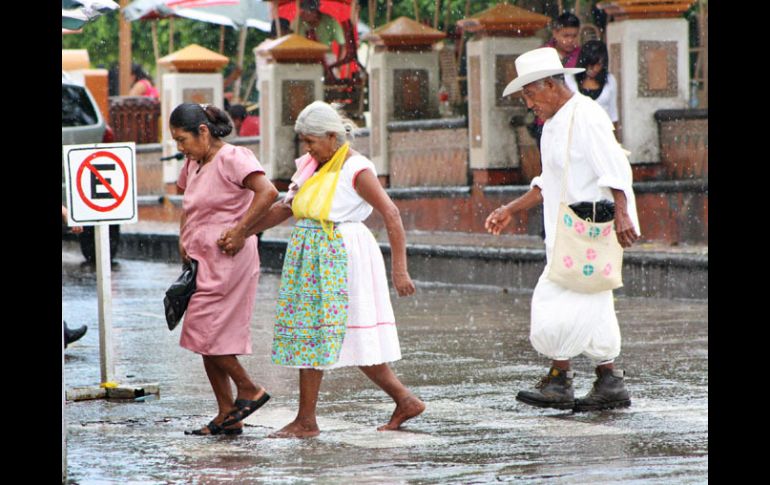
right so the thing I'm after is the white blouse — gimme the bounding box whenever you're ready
[327,155,376,223]
[530,93,640,254]
[565,72,619,123]
[285,154,376,223]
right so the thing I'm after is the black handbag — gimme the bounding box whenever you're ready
[568,200,615,223]
[163,259,198,331]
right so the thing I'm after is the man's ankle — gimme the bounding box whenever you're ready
[552,360,571,371]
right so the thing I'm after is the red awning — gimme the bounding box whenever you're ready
[276,0,352,25]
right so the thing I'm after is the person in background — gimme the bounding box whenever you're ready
[227,104,260,137]
[128,63,159,99]
[296,0,346,77]
[62,205,88,348]
[565,40,620,138]
[544,12,582,68]
[223,65,245,112]
[61,205,82,235]
[530,12,582,149]
[269,17,292,38]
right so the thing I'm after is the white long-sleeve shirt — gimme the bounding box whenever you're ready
[530,93,640,256]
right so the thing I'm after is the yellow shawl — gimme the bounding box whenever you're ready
[291,142,350,238]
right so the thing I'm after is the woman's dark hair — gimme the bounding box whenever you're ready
[269,17,292,38]
[170,103,233,138]
[227,104,247,121]
[575,40,609,87]
[131,63,151,81]
[553,12,580,29]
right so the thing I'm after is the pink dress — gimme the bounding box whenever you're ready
[137,79,159,98]
[177,144,264,355]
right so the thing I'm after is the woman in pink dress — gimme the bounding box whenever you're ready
[170,103,278,436]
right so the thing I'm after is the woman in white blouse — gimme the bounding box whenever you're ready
[231,101,425,438]
[566,40,619,138]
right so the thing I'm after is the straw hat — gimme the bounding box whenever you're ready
[502,47,584,97]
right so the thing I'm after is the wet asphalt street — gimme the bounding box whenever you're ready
[62,247,707,484]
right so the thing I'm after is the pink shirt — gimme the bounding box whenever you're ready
[137,79,159,98]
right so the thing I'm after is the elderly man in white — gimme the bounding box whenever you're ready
[485,47,641,412]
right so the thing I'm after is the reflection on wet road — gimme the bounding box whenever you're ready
[63,251,707,484]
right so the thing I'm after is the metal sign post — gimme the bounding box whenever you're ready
[95,224,115,384]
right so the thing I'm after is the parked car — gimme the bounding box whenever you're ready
[62,72,120,263]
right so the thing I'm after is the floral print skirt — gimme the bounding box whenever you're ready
[272,219,349,367]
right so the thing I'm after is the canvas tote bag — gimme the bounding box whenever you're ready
[547,104,624,293]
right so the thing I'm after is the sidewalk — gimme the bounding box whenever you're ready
[121,220,708,256]
[117,220,707,300]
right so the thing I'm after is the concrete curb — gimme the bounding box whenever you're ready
[114,232,707,300]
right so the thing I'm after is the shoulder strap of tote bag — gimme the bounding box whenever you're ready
[559,99,578,203]
[559,98,597,221]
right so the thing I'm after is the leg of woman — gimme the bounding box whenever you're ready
[268,369,324,438]
[359,364,425,431]
[186,355,242,434]
[207,354,266,402]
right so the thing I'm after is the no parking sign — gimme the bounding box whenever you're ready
[64,143,137,225]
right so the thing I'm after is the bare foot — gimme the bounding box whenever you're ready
[267,419,320,439]
[377,395,426,431]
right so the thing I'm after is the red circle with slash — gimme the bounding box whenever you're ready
[76,150,129,212]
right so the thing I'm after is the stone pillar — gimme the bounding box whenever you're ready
[158,44,229,193]
[599,0,696,163]
[366,17,446,186]
[255,35,328,187]
[458,4,550,186]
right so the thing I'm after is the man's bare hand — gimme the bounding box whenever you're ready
[485,206,512,235]
[614,210,639,248]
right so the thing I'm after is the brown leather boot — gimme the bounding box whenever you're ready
[573,367,631,412]
[516,367,575,410]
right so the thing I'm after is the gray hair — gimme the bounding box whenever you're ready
[294,101,357,145]
[523,75,567,95]
[531,74,566,88]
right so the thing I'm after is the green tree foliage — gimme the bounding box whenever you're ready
[62,11,269,94]
[358,0,567,32]
[64,1,634,100]
[61,1,585,75]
